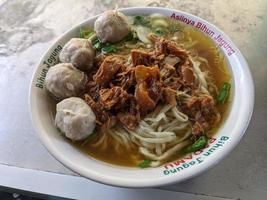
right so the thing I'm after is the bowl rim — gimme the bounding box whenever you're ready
[29,6,255,187]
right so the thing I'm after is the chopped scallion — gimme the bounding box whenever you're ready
[92,38,104,50]
[138,159,152,168]
[91,37,117,53]
[133,15,149,26]
[217,82,231,104]
[79,27,94,39]
[101,45,117,53]
[154,27,165,36]
[185,136,207,153]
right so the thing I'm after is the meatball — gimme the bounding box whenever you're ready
[45,63,87,100]
[94,10,130,43]
[59,38,95,71]
[55,97,96,141]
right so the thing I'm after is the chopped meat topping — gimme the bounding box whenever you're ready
[180,59,195,86]
[79,34,219,136]
[85,80,100,101]
[117,112,139,130]
[149,33,188,61]
[134,65,162,114]
[117,99,140,130]
[84,94,108,124]
[99,86,131,110]
[162,87,177,106]
[83,94,115,131]
[93,56,124,85]
[166,41,188,61]
[131,49,154,66]
[181,94,220,135]
[115,67,136,90]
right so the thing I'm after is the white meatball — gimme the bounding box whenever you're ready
[55,97,96,141]
[94,10,130,43]
[59,38,95,71]
[45,63,87,100]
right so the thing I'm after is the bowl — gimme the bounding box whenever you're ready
[29,7,254,187]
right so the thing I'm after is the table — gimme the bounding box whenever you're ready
[0,0,266,199]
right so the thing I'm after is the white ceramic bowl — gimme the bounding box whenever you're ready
[29,7,254,187]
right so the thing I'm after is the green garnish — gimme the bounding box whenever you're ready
[122,32,138,42]
[217,82,231,104]
[81,129,97,146]
[101,45,117,53]
[138,159,152,168]
[92,38,104,50]
[170,24,181,34]
[154,27,165,36]
[93,41,103,50]
[133,15,149,26]
[91,37,117,53]
[185,136,208,153]
[79,27,94,39]
[93,42,102,50]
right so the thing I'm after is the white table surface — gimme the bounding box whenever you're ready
[0,0,266,199]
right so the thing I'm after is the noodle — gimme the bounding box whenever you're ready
[141,141,155,150]
[104,103,192,167]
[171,107,188,122]
[108,130,124,145]
[145,113,167,122]
[176,91,191,98]
[139,139,190,161]
[155,144,162,155]
[167,129,192,147]
[150,161,161,167]
[91,132,107,147]
[164,123,188,132]
[195,56,210,69]
[127,129,177,143]
[145,131,176,138]
[191,58,215,96]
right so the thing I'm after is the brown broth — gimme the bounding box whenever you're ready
[75,21,231,168]
[77,134,145,167]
